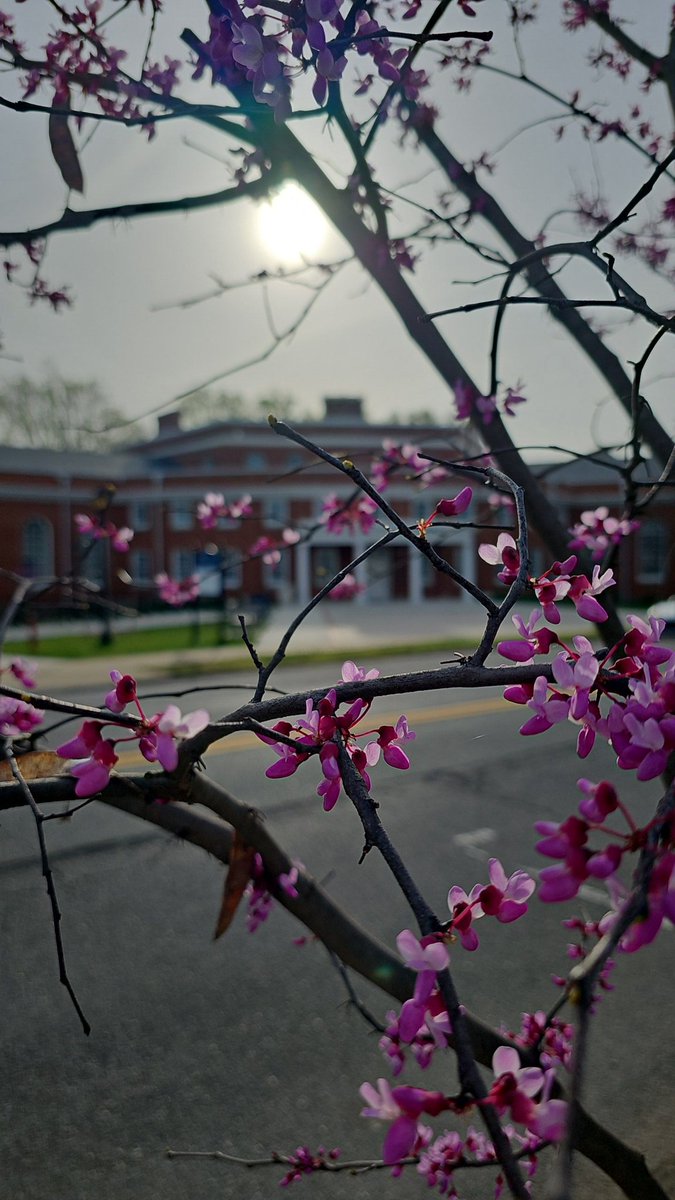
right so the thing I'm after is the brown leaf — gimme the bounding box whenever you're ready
[213,831,256,939]
[48,94,84,193]
[0,751,67,782]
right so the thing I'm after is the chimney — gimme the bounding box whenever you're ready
[323,396,365,423]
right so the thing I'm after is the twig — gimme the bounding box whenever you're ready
[270,418,498,613]
[327,951,386,1034]
[3,745,90,1035]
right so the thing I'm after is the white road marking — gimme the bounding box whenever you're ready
[453,827,496,861]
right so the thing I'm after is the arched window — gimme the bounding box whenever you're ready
[22,518,54,578]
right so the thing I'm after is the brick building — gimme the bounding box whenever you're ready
[0,397,672,615]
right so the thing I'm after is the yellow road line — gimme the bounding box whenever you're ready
[114,695,511,768]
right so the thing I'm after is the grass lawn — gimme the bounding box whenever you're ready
[3,623,482,669]
[4,622,240,659]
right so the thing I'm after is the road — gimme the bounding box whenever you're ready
[1,655,672,1200]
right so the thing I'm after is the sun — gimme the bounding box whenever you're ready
[257,182,329,263]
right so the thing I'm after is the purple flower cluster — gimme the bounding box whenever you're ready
[568,506,639,561]
[321,491,378,534]
[258,661,414,811]
[155,571,200,608]
[56,671,209,797]
[0,695,44,737]
[371,439,448,492]
[196,491,252,530]
[75,512,133,553]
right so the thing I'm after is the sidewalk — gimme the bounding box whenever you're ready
[20,600,500,692]
[16,599,654,694]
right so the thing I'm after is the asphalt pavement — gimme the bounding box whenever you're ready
[2,674,673,1200]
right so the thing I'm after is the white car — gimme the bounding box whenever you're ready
[648,596,675,628]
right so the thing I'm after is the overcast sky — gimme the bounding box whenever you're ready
[1,1,673,453]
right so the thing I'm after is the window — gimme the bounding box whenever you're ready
[129,549,153,585]
[171,549,197,579]
[169,500,193,531]
[22,518,54,577]
[128,500,151,531]
[79,535,105,586]
[637,520,670,584]
[262,497,288,528]
[245,452,267,471]
[263,549,291,591]
[222,548,243,590]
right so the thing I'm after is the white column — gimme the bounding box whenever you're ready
[409,542,423,603]
[295,540,311,606]
[458,528,475,601]
[353,533,368,603]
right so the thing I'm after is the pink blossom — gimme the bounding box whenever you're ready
[478,533,520,584]
[197,491,253,528]
[375,715,416,769]
[520,674,570,735]
[487,1046,546,1126]
[532,576,571,625]
[104,669,138,714]
[577,778,618,822]
[57,720,104,761]
[341,661,380,683]
[111,525,134,552]
[0,696,44,736]
[478,858,535,923]
[258,683,413,811]
[453,379,476,420]
[397,970,443,1044]
[551,647,600,719]
[70,737,119,798]
[313,45,347,106]
[7,656,37,689]
[447,883,483,950]
[74,513,99,537]
[245,853,274,933]
[487,1048,567,1140]
[498,610,559,663]
[568,506,639,561]
[568,565,615,623]
[74,512,133,552]
[513,1010,574,1071]
[197,492,226,529]
[502,386,528,416]
[475,392,498,423]
[536,815,591,901]
[435,487,473,516]
[328,574,365,601]
[153,704,210,772]
[155,571,200,608]
[447,859,534,949]
[360,1078,448,1164]
[608,853,675,952]
[396,929,449,974]
[417,488,473,536]
[249,535,281,565]
[277,1145,341,1187]
[321,492,378,534]
[265,737,308,779]
[278,864,300,898]
[371,439,447,492]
